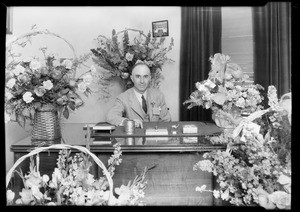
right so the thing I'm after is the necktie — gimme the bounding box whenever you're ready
[141,95,147,114]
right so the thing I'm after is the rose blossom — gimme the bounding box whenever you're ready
[34,86,46,97]
[269,191,291,209]
[43,80,53,90]
[12,65,25,76]
[6,78,16,89]
[278,174,291,185]
[30,60,41,70]
[17,74,30,83]
[23,92,34,103]
[5,92,13,100]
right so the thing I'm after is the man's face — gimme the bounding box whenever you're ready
[130,64,151,93]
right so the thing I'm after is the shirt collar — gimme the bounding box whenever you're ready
[133,88,147,100]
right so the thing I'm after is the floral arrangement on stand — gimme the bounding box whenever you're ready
[5,29,96,127]
[193,85,291,209]
[183,53,265,129]
[6,143,149,206]
[90,28,174,100]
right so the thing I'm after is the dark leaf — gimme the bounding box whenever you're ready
[63,107,69,119]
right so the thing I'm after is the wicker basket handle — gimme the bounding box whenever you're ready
[6,29,77,59]
[6,144,114,203]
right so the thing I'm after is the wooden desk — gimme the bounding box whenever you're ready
[10,122,225,206]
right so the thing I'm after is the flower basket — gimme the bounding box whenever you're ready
[5,29,94,146]
[6,144,114,205]
[31,104,61,145]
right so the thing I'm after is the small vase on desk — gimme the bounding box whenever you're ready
[31,104,61,145]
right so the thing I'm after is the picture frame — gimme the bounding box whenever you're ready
[152,20,169,37]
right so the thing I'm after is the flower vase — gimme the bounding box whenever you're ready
[211,109,243,133]
[31,105,61,145]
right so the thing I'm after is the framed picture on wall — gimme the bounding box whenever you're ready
[152,20,169,37]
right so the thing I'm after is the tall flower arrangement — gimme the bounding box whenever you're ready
[183,53,264,128]
[6,143,149,206]
[90,28,174,99]
[193,86,291,209]
[5,29,95,127]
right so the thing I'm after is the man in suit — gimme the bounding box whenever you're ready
[106,62,171,128]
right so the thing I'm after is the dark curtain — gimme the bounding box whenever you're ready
[179,7,222,121]
[252,2,291,106]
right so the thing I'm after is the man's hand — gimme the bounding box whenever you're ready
[133,119,143,128]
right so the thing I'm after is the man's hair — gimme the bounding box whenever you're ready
[131,62,150,75]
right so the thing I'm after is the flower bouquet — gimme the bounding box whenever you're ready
[5,29,94,128]
[90,28,174,99]
[193,86,291,209]
[6,143,149,206]
[183,53,264,129]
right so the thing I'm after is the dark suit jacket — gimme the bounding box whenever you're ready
[106,87,171,126]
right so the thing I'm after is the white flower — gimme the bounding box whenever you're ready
[52,59,60,67]
[77,82,87,92]
[236,97,245,108]
[12,65,25,76]
[277,174,291,186]
[23,92,34,103]
[213,190,220,199]
[195,185,206,192]
[5,91,14,100]
[125,52,134,61]
[6,190,15,202]
[30,60,41,70]
[269,191,291,209]
[196,82,208,93]
[43,80,53,90]
[6,78,16,89]
[220,189,229,200]
[204,79,216,88]
[42,175,50,183]
[62,59,73,69]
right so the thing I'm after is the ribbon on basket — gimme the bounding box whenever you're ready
[232,108,270,139]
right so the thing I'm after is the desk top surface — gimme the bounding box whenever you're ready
[11,122,225,153]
